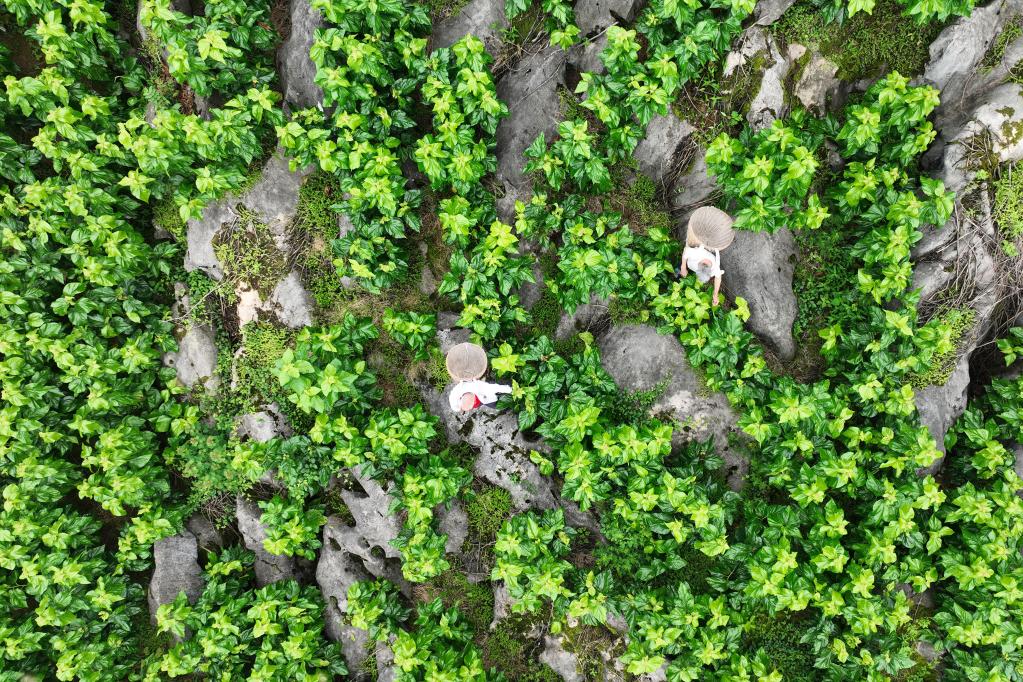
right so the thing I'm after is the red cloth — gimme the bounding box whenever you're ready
[470,394,482,409]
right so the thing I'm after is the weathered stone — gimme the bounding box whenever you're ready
[496,47,566,198]
[418,243,439,296]
[720,228,798,361]
[186,514,223,551]
[431,0,508,55]
[437,499,469,554]
[437,327,472,355]
[237,411,281,442]
[1013,441,1023,484]
[723,25,770,77]
[754,0,797,25]
[924,0,1023,129]
[670,154,719,226]
[278,0,325,110]
[237,285,263,326]
[491,582,515,628]
[567,32,608,77]
[317,516,373,672]
[575,0,644,35]
[376,639,398,682]
[236,496,297,586]
[555,295,611,341]
[165,324,218,389]
[598,325,745,489]
[266,270,314,328]
[518,260,546,311]
[793,52,840,112]
[333,471,408,586]
[540,635,584,682]
[420,387,560,510]
[186,154,315,281]
[633,113,695,189]
[148,531,204,629]
[746,33,797,130]
[911,259,955,304]
[915,639,942,663]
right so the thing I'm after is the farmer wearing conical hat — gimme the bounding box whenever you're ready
[679,206,735,307]
[445,342,512,412]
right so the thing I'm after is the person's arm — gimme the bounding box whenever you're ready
[679,247,689,277]
[712,273,722,306]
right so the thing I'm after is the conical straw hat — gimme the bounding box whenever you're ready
[445,342,488,381]
[687,206,735,250]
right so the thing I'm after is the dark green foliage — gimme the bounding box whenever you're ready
[467,485,514,543]
[741,613,818,682]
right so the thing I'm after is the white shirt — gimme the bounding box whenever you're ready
[448,380,513,410]
[682,245,724,283]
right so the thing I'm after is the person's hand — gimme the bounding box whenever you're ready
[679,265,688,278]
[712,292,719,307]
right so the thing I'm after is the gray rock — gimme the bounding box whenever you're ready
[670,154,719,225]
[431,0,508,55]
[418,243,439,296]
[278,0,325,110]
[754,0,797,25]
[793,52,840,112]
[186,514,224,551]
[720,228,797,361]
[148,531,204,629]
[437,499,469,554]
[911,260,955,304]
[915,640,941,663]
[185,153,314,281]
[633,113,695,189]
[376,639,398,682]
[746,34,798,130]
[496,47,566,195]
[165,324,218,389]
[420,388,559,510]
[317,516,373,672]
[1013,442,1023,484]
[437,327,472,355]
[567,32,608,77]
[491,582,515,628]
[469,411,559,511]
[723,25,770,77]
[236,496,297,586]
[518,260,545,311]
[539,635,584,682]
[237,411,281,442]
[266,270,314,327]
[575,0,643,35]
[598,325,745,488]
[334,471,408,587]
[555,295,611,341]
[924,0,1023,131]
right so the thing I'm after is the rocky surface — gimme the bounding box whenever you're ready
[555,295,611,341]
[540,635,584,682]
[185,153,313,280]
[278,0,325,110]
[186,514,223,551]
[925,0,1023,132]
[165,324,218,390]
[236,410,285,442]
[317,516,373,673]
[495,47,567,205]
[754,0,797,25]
[575,0,644,35]
[148,530,204,628]
[720,227,798,361]
[236,495,297,586]
[331,471,408,587]
[598,325,746,489]
[437,499,469,553]
[266,270,315,327]
[633,113,695,190]
[431,0,508,54]
[567,32,609,77]
[670,153,720,226]
[793,52,841,112]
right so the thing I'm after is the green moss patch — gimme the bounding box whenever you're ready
[774,0,948,81]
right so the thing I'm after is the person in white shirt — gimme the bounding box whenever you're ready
[444,342,512,412]
[679,206,735,306]
[448,380,513,412]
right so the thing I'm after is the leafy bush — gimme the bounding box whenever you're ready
[258,496,327,559]
[146,547,347,679]
[382,309,437,360]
